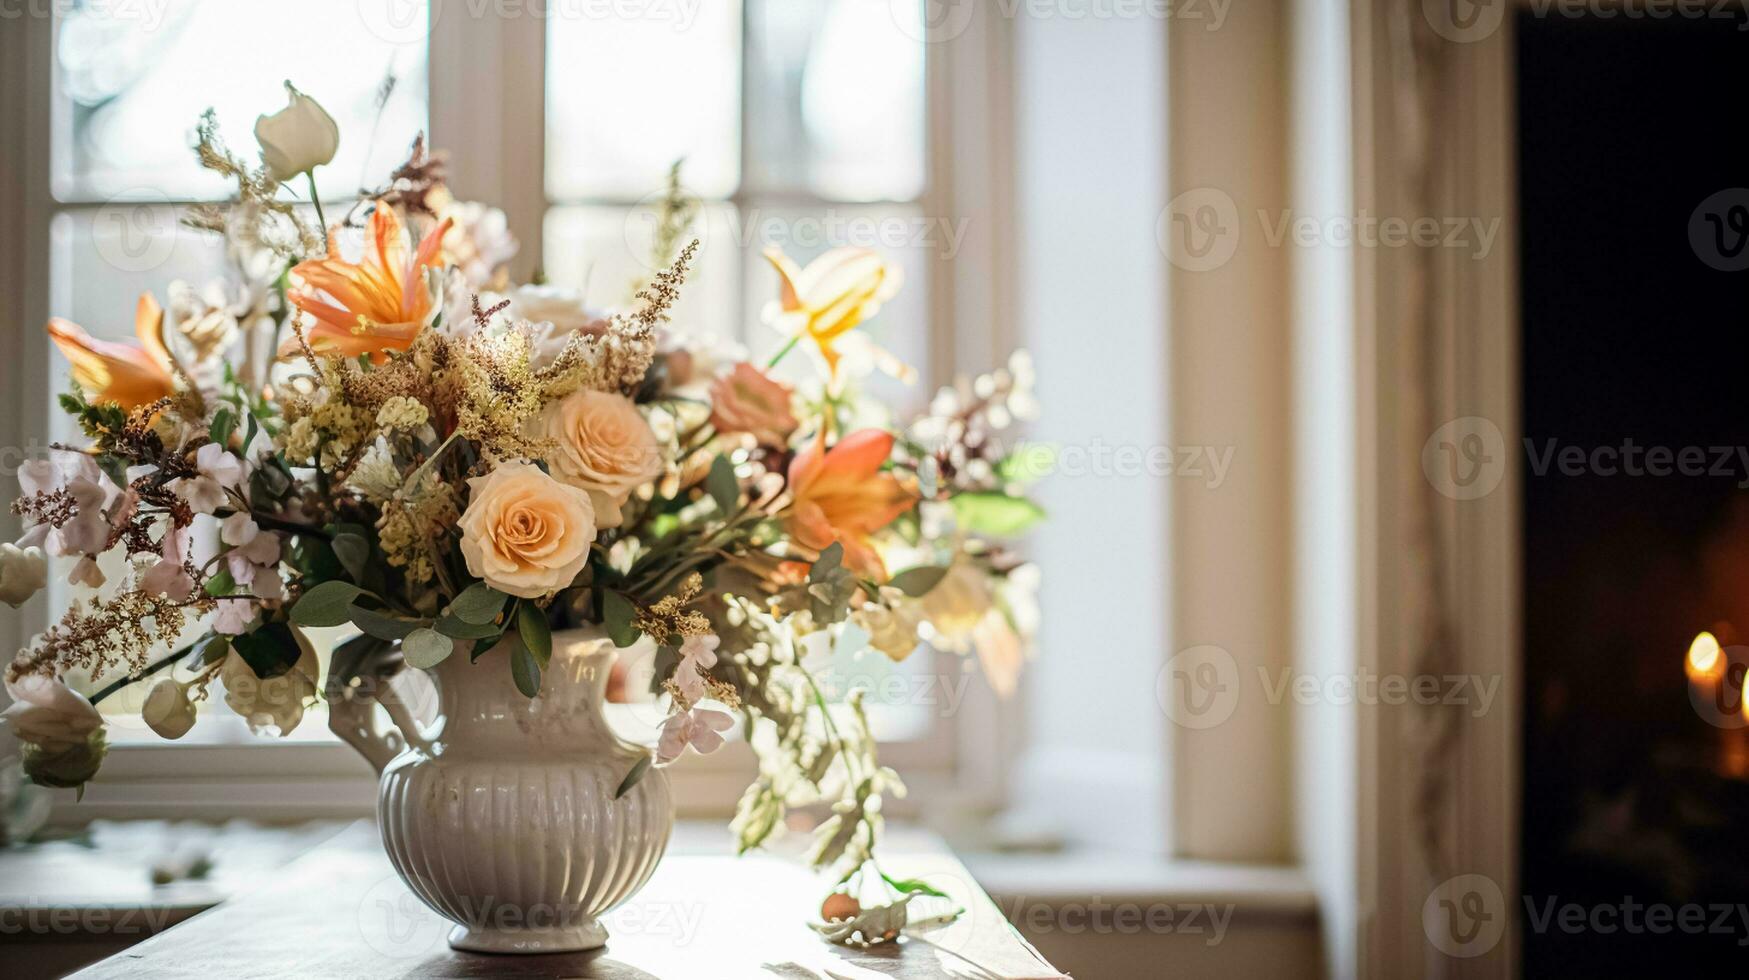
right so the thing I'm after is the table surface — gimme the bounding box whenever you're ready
[66,822,1067,980]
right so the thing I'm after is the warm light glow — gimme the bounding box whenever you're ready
[1687,631,1724,681]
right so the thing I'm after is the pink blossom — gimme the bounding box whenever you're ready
[674,633,720,704]
[140,525,194,601]
[68,556,104,589]
[212,599,256,636]
[19,452,121,558]
[656,705,735,764]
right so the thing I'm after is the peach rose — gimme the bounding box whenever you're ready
[459,462,597,598]
[710,363,798,447]
[539,390,663,529]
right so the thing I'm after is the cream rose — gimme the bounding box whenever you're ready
[0,543,47,608]
[539,390,664,529]
[2,674,102,751]
[459,462,597,598]
[254,82,339,183]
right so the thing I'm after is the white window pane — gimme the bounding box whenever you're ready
[546,5,742,202]
[742,204,932,414]
[746,0,925,201]
[55,0,428,202]
[543,204,742,341]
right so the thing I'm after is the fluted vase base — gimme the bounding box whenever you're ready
[447,920,609,954]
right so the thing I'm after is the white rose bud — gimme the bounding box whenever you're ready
[254,82,339,183]
[142,679,197,740]
[0,543,47,608]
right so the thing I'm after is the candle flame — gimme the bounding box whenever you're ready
[1688,631,1724,681]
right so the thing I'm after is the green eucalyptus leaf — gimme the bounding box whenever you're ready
[706,454,739,513]
[450,582,508,626]
[330,533,371,582]
[614,755,652,800]
[204,565,238,598]
[511,644,542,698]
[888,565,949,598]
[289,581,364,627]
[208,408,236,447]
[435,614,505,640]
[349,604,425,641]
[948,491,1047,537]
[402,628,454,669]
[603,592,641,648]
[517,602,552,667]
[879,873,950,899]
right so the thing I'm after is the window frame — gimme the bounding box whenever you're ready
[2,0,1018,822]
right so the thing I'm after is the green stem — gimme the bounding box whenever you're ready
[766,333,802,370]
[305,171,328,233]
[89,644,191,707]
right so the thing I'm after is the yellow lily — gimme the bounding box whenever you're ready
[763,246,902,378]
[47,293,176,410]
[283,205,450,361]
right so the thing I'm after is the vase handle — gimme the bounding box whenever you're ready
[326,668,436,774]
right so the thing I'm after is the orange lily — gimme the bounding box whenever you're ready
[283,205,451,360]
[785,429,915,578]
[763,246,902,378]
[47,293,176,410]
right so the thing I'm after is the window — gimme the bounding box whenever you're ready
[9,0,990,815]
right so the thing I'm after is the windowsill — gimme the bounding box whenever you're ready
[960,847,1320,919]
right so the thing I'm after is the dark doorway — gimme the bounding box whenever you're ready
[1519,8,1749,975]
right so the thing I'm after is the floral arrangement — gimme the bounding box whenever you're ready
[0,86,1043,933]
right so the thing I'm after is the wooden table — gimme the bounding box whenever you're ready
[65,823,1067,979]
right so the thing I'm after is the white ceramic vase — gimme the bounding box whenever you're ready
[329,626,673,954]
